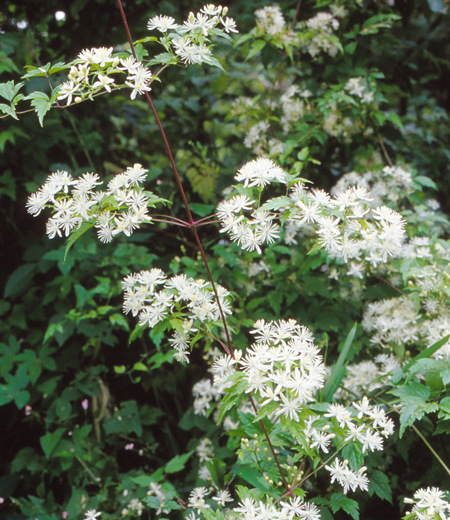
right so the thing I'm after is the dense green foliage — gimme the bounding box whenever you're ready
[1,1,450,520]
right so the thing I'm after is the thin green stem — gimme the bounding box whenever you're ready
[64,111,96,170]
[411,424,450,477]
[75,453,99,482]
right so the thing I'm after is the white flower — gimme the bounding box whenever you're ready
[147,15,179,32]
[57,80,79,105]
[85,510,101,520]
[92,74,114,93]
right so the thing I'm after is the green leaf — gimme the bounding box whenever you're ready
[413,175,437,190]
[259,196,292,212]
[439,397,450,418]
[207,56,225,72]
[148,52,178,66]
[4,263,36,298]
[165,450,194,474]
[368,470,392,504]
[133,362,149,372]
[22,64,51,78]
[342,444,363,471]
[390,381,430,401]
[103,401,143,436]
[402,335,450,372]
[330,493,359,520]
[322,323,357,401]
[23,92,52,127]
[246,40,267,61]
[64,219,96,260]
[190,203,214,217]
[133,36,159,44]
[206,458,226,489]
[387,111,404,131]
[231,463,271,491]
[360,14,401,35]
[40,428,66,458]
[0,103,18,120]
[0,81,24,102]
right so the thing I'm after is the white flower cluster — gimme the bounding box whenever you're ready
[337,354,400,397]
[218,159,406,270]
[148,6,238,66]
[325,399,394,452]
[26,164,155,242]
[187,486,232,512]
[331,165,415,206]
[404,487,450,520]
[363,295,450,359]
[324,459,368,494]
[232,496,321,520]
[255,6,286,36]
[279,85,308,133]
[289,182,406,267]
[217,159,286,253]
[299,12,340,58]
[345,77,375,104]
[147,482,169,516]
[121,497,144,517]
[57,48,153,104]
[196,438,215,462]
[193,379,221,416]
[213,319,326,420]
[122,270,232,362]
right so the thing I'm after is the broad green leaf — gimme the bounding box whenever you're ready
[387,111,404,131]
[368,470,392,503]
[189,203,214,217]
[148,52,177,66]
[330,493,359,520]
[103,401,143,436]
[413,175,437,190]
[402,335,450,372]
[342,444,363,471]
[246,40,267,61]
[206,458,226,489]
[4,263,36,298]
[165,450,194,474]
[0,81,24,101]
[0,103,18,119]
[207,56,225,72]
[259,196,292,212]
[24,92,52,127]
[64,219,96,260]
[133,362,149,372]
[390,381,430,401]
[40,428,66,458]
[231,463,271,491]
[22,64,51,78]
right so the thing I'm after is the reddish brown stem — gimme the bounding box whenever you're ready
[116,0,233,358]
[248,395,290,492]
